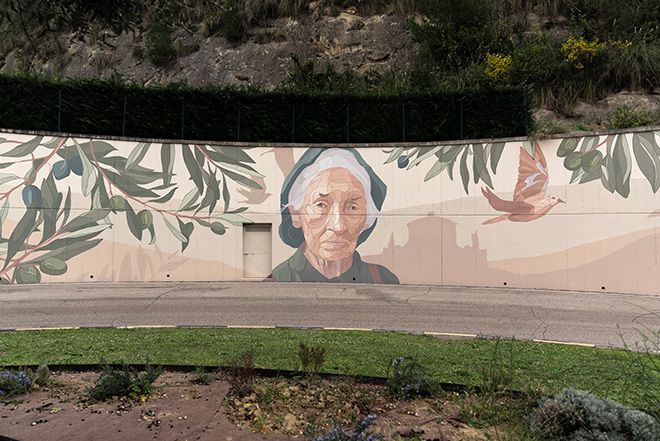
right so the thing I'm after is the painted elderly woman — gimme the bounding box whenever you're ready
[266,148,398,284]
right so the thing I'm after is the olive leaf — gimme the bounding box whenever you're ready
[0,199,9,238]
[384,147,405,164]
[162,216,188,243]
[460,147,470,194]
[125,202,142,241]
[148,188,177,204]
[472,143,492,188]
[74,139,98,197]
[161,143,175,186]
[632,132,660,193]
[61,209,111,233]
[213,212,252,226]
[125,142,151,171]
[4,206,39,269]
[489,142,505,174]
[178,188,200,211]
[2,136,43,157]
[612,134,631,198]
[178,218,194,252]
[182,143,204,194]
[407,146,441,169]
[27,239,103,265]
[220,167,263,190]
[0,173,20,186]
[40,172,61,244]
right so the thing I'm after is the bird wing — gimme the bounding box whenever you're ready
[513,144,548,203]
[482,187,533,212]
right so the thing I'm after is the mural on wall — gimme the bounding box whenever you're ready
[383,132,660,199]
[266,148,398,284]
[1,129,660,292]
[481,145,564,224]
[0,135,261,284]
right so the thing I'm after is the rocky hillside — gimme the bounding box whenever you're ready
[0,2,658,136]
[1,10,415,90]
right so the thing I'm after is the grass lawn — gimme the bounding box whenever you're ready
[0,327,658,413]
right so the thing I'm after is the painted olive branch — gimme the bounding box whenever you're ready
[88,140,212,223]
[0,138,66,201]
[0,224,67,280]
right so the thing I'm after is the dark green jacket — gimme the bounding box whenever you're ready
[265,247,399,284]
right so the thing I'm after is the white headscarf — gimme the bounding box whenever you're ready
[287,148,379,229]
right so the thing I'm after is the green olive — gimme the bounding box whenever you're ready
[15,266,42,284]
[109,195,127,212]
[211,222,226,235]
[581,150,603,173]
[557,138,579,157]
[564,152,583,171]
[40,257,68,276]
[137,210,153,230]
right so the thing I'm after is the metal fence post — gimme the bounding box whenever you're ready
[292,103,295,143]
[402,102,406,142]
[459,99,464,140]
[524,93,529,136]
[57,89,62,132]
[181,99,185,139]
[346,104,350,144]
[122,96,127,136]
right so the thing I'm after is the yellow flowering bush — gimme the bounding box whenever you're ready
[483,53,512,84]
[562,34,632,69]
[562,35,605,69]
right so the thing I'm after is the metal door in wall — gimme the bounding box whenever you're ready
[242,224,272,278]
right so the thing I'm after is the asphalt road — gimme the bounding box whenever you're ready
[2,282,660,349]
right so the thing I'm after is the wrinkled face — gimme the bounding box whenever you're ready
[291,168,368,262]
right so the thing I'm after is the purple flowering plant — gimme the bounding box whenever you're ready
[306,415,383,441]
[0,370,33,398]
[386,357,437,400]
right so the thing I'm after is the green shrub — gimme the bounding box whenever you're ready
[87,361,163,402]
[510,34,562,88]
[297,341,326,376]
[532,388,660,441]
[221,0,246,43]
[190,366,214,385]
[145,20,175,66]
[607,105,658,129]
[408,0,513,72]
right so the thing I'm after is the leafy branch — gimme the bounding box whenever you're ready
[557,132,660,198]
[0,136,263,283]
[383,141,506,194]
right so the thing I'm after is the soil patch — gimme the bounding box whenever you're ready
[1,371,497,441]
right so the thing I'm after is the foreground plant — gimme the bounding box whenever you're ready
[386,356,437,399]
[306,415,382,441]
[223,349,256,397]
[86,361,163,402]
[533,388,659,441]
[0,362,50,398]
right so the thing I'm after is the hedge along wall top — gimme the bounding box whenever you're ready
[0,74,531,143]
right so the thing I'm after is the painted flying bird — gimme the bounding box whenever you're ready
[237,177,272,204]
[482,144,565,224]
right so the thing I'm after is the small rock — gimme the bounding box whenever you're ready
[282,413,297,432]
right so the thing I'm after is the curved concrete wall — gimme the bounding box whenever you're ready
[1,129,659,294]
